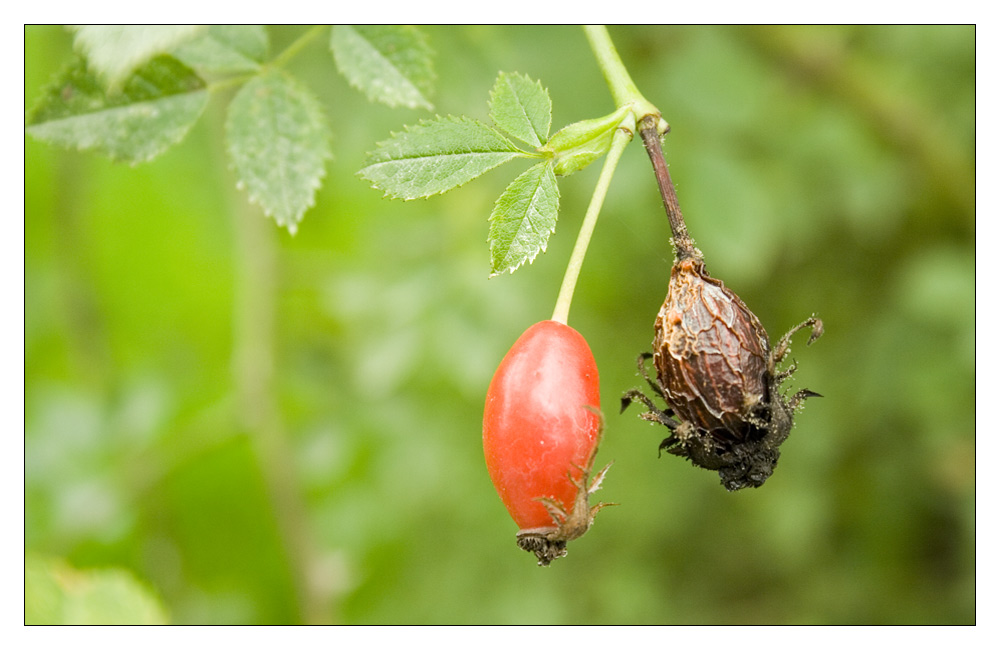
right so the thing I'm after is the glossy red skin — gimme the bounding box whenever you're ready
[483,320,601,531]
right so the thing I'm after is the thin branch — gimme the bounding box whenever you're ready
[272,25,328,69]
[638,116,699,261]
[219,98,333,624]
[551,122,633,325]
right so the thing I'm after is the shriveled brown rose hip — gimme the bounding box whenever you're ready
[653,257,770,437]
[622,116,823,491]
[623,255,822,490]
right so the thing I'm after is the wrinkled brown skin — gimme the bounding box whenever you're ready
[654,258,771,437]
[623,257,822,490]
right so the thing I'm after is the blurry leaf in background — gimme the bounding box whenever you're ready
[25,55,208,165]
[26,553,169,624]
[225,69,332,234]
[172,25,270,76]
[70,25,206,91]
[330,25,435,110]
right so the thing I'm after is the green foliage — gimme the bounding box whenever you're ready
[361,70,629,275]
[26,554,169,624]
[330,25,435,110]
[25,55,209,165]
[488,162,560,276]
[70,25,206,91]
[225,70,331,234]
[25,25,975,626]
[27,26,620,253]
[25,24,437,233]
[173,25,269,75]
[488,71,552,147]
[359,115,529,199]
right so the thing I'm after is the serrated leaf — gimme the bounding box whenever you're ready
[331,25,435,110]
[489,72,552,148]
[488,162,560,276]
[173,25,269,75]
[360,115,528,200]
[25,554,169,625]
[71,25,206,91]
[26,55,208,165]
[226,70,331,234]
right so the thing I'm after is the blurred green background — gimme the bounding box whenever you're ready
[25,25,974,624]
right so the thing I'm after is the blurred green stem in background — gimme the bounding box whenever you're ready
[739,26,974,220]
[271,25,327,69]
[222,104,331,624]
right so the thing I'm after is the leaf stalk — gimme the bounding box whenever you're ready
[551,118,634,325]
[552,26,668,324]
[207,25,328,94]
[272,25,328,69]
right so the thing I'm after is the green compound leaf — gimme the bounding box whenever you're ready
[331,25,435,110]
[71,25,206,91]
[360,115,529,200]
[489,72,552,148]
[226,70,332,234]
[172,25,269,75]
[25,554,169,625]
[488,162,560,276]
[26,55,209,165]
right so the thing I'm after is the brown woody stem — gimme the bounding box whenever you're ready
[639,115,699,261]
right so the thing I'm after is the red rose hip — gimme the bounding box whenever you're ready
[483,320,613,566]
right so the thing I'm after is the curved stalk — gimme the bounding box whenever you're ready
[583,26,663,129]
[551,122,634,324]
[586,25,697,261]
[551,25,675,325]
[207,26,328,94]
[272,25,327,68]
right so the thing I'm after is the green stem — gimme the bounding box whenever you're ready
[206,73,256,95]
[215,98,332,624]
[272,25,328,68]
[583,26,662,127]
[587,26,698,262]
[550,26,663,325]
[551,123,633,324]
[207,25,328,94]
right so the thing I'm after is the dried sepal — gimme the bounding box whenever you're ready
[515,413,616,566]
